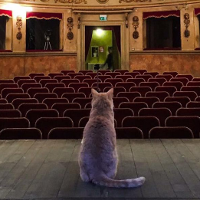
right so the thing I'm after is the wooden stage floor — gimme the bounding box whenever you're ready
[0,139,200,200]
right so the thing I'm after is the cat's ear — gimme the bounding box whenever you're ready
[91,89,99,98]
[107,88,113,100]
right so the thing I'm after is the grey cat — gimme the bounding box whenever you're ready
[78,88,145,188]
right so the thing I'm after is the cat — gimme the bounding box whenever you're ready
[78,88,145,188]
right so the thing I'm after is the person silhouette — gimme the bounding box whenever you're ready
[102,48,113,71]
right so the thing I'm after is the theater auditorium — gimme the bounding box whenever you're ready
[0,0,200,199]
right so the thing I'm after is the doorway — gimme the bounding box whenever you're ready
[85,26,121,71]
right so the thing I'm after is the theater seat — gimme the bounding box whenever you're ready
[116,127,143,139]
[48,127,84,139]
[0,128,42,139]
[149,127,194,139]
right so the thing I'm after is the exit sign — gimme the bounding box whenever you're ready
[100,15,107,21]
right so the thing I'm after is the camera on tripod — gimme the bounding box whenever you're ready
[94,64,100,71]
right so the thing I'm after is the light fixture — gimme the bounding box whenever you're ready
[2,3,32,13]
[96,28,104,37]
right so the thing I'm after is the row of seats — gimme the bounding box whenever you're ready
[0,125,194,140]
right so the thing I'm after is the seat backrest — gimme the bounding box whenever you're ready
[0,99,7,104]
[68,83,89,92]
[163,71,178,77]
[145,91,169,101]
[91,82,112,92]
[85,72,97,79]
[149,127,193,139]
[52,103,81,117]
[26,109,59,127]
[0,83,18,93]
[18,103,48,116]
[61,92,86,102]
[115,75,132,81]
[119,102,148,116]
[34,76,51,83]
[68,73,84,79]
[114,70,129,74]
[155,74,173,81]
[155,86,177,96]
[117,92,141,101]
[135,74,153,81]
[114,108,134,127]
[187,81,200,87]
[122,116,160,138]
[78,87,92,97]
[133,97,159,108]
[17,79,36,87]
[176,108,200,117]
[0,109,22,118]
[148,78,167,85]
[12,98,38,109]
[124,72,139,78]
[129,86,152,96]
[21,83,41,92]
[48,73,63,79]
[173,91,197,101]
[132,69,147,74]
[74,75,92,82]
[103,87,126,97]
[139,82,159,90]
[139,108,172,126]
[52,87,75,97]
[79,70,93,75]
[61,79,80,87]
[6,93,30,103]
[153,101,182,115]
[170,77,189,86]
[45,83,65,92]
[63,109,91,126]
[116,127,143,139]
[27,87,49,97]
[72,98,92,108]
[60,70,75,75]
[144,72,159,77]
[0,117,30,131]
[35,117,73,139]
[126,78,145,86]
[54,75,71,82]
[42,98,69,108]
[1,88,23,98]
[115,82,136,91]
[14,76,31,83]
[40,79,58,87]
[33,93,58,103]
[166,116,200,138]
[113,97,129,108]
[0,128,42,139]
[104,72,121,78]
[83,79,101,87]
[181,86,200,96]
[0,80,14,84]
[164,96,190,107]
[29,73,45,79]
[0,103,14,110]
[104,78,124,87]
[163,81,183,91]
[186,101,200,108]
[48,127,84,139]
[176,74,193,81]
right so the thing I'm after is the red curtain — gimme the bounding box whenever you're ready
[26,12,62,20]
[195,8,200,16]
[0,9,12,18]
[143,10,180,19]
[85,26,121,60]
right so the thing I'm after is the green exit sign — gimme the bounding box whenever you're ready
[100,15,107,21]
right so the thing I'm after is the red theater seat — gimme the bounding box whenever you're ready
[45,83,65,92]
[40,79,58,87]
[186,101,200,108]
[29,73,45,79]
[126,78,145,86]
[133,70,147,74]
[0,103,14,110]
[73,98,92,108]
[133,97,159,108]
[68,73,84,79]
[12,98,38,109]
[52,87,75,97]
[176,74,193,81]
[21,83,41,92]
[149,127,193,139]
[0,109,22,118]
[145,91,169,101]
[0,83,18,93]
[170,77,189,86]
[155,86,177,96]
[34,93,58,103]
[105,72,121,78]
[176,108,200,117]
[54,75,71,82]
[181,86,200,96]
[124,72,140,78]
[163,81,183,91]
[1,88,23,98]
[103,87,126,97]
[117,92,141,101]
[6,93,30,103]
[78,87,93,97]
[48,73,63,79]
[34,76,51,82]
[0,80,14,84]
[156,74,173,81]
[116,127,143,139]
[35,117,73,139]
[173,91,197,101]
[61,70,75,75]
[17,79,36,87]
[74,75,92,82]
[83,79,101,87]
[62,92,86,102]
[42,98,69,108]
[91,82,112,92]
[61,79,80,87]
[135,74,153,81]
[129,86,152,96]
[163,71,178,77]
[115,82,136,91]
[0,128,42,139]
[68,83,89,92]
[79,70,93,75]
[148,78,166,85]
[139,82,159,91]
[115,75,132,81]
[14,76,31,83]
[27,87,49,97]
[144,72,159,77]
[164,96,190,107]
[114,69,129,74]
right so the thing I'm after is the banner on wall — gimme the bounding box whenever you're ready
[26,12,62,20]
[143,10,180,19]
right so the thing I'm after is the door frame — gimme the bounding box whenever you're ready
[77,15,129,71]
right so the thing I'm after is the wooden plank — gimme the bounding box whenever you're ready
[130,139,160,198]
[162,139,200,198]
[9,140,55,199]
[106,140,142,198]
[141,139,176,198]
[36,140,77,198]
[0,140,34,198]
[151,139,194,198]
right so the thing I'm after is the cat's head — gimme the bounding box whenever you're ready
[91,88,114,110]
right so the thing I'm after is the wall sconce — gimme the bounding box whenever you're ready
[184,13,190,38]
[67,17,74,40]
[132,16,139,39]
[16,16,22,40]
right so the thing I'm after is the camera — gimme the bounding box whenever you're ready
[94,64,100,71]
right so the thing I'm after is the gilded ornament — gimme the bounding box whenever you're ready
[119,0,151,3]
[55,0,87,3]
[40,0,49,2]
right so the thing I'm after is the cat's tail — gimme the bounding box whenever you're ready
[92,176,145,188]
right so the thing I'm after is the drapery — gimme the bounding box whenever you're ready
[0,9,12,18]
[85,26,121,60]
[143,10,180,19]
[195,8,200,16]
[26,12,62,20]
